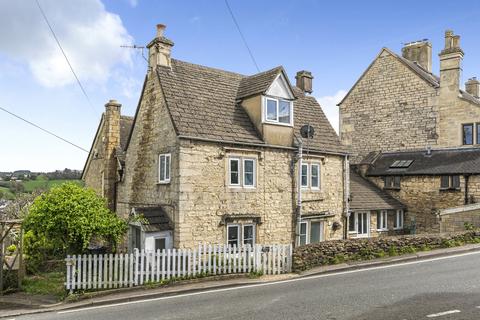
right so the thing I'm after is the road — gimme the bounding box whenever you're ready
[13,251,480,320]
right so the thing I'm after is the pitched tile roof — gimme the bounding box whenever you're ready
[157,59,347,154]
[366,148,480,176]
[237,66,284,99]
[120,116,134,151]
[135,207,173,232]
[350,169,404,210]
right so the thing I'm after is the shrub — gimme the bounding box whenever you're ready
[6,244,16,254]
[464,222,475,231]
[24,183,127,265]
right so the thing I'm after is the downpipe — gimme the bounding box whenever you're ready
[295,137,303,247]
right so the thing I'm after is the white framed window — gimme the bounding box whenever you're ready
[229,158,240,186]
[311,163,320,189]
[377,210,388,231]
[227,223,256,247]
[158,153,171,183]
[228,157,256,188]
[301,163,309,188]
[299,222,308,246]
[298,220,324,245]
[243,159,255,187]
[264,97,292,125]
[243,224,255,246]
[227,224,240,247]
[394,210,404,230]
[349,212,370,237]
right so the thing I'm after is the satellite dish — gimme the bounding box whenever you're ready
[300,124,315,139]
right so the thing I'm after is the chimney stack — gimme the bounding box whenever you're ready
[465,77,480,98]
[295,70,313,94]
[401,40,432,72]
[103,99,122,210]
[439,30,464,101]
[147,23,174,70]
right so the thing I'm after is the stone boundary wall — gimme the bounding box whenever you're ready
[293,231,480,271]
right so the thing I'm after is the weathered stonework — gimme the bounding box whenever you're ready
[340,49,438,164]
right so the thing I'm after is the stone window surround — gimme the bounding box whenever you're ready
[261,95,294,127]
[158,153,171,184]
[384,176,401,190]
[226,154,258,189]
[300,161,322,191]
[226,223,256,247]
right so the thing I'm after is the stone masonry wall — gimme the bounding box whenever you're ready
[116,72,179,233]
[83,121,105,196]
[440,209,480,233]
[293,231,480,271]
[176,140,345,248]
[340,50,438,163]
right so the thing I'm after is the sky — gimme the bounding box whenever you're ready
[1,0,480,172]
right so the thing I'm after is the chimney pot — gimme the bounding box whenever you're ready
[466,77,480,98]
[295,70,313,94]
[156,24,166,38]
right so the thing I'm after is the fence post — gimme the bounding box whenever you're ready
[65,255,71,292]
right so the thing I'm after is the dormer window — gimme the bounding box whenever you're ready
[264,97,293,125]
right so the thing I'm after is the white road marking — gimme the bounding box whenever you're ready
[58,250,480,314]
[426,309,461,317]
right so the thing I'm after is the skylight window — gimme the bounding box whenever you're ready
[390,160,414,168]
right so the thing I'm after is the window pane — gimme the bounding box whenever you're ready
[441,176,449,189]
[452,175,460,188]
[155,238,166,251]
[301,164,308,187]
[266,99,277,121]
[394,176,401,188]
[362,213,368,234]
[463,124,473,145]
[244,159,255,186]
[159,155,165,181]
[243,225,254,246]
[278,100,291,123]
[384,176,391,188]
[377,211,382,229]
[477,123,480,145]
[300,222,307,245]
[230,159,239,185]
[165,155,170,180]
[311,164,319,188]
[348,213,355,232]
[310,222,321,243]
[228,226,239,247]
[383,211,387,229]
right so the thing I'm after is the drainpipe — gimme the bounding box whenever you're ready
[344,155,350,239]
[295,137,303,247]
[464,175,470,205]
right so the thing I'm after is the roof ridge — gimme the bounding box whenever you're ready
[170,58,246,77]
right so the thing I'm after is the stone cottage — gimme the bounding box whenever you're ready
[82,24,350,251]
[339,30,480,233]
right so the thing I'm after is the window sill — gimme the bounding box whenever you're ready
[439,188,461,192]
[262,120,293,127]
[157,181,171,185]
[384,187,401,191]
[376,229,388,232]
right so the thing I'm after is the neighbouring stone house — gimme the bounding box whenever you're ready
[82,24,350,251]
[339,30,480,233]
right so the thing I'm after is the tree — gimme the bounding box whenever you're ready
[24,183,127,256]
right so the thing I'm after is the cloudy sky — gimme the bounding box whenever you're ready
[1,0,479,171]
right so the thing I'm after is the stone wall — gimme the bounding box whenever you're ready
[293,231,480,271]
[116,72,179,233]
[83,119,105,196]
[339,49,438,163]
[176,139,345,248]
[368,175,470,232]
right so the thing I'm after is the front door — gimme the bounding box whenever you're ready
[356,212,370,237]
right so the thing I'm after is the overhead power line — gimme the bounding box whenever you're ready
[34,0,97,114]
[0,105,89,153]
[224,0,260,72]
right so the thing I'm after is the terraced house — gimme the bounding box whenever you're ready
[83,24,350,251]
[340,30,480,234]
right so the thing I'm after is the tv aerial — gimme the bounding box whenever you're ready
[300,124,315,154]
[120,44,148,62]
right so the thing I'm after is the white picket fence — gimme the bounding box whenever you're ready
[65,244,292,292]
